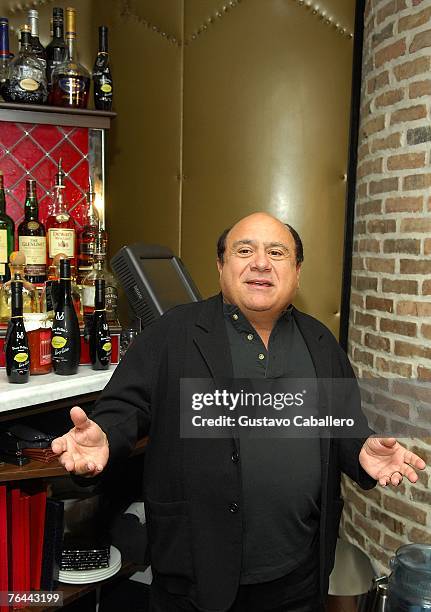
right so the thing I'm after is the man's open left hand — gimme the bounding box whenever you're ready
[359,437,426,487]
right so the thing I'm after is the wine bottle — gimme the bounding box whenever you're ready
[50,7,90,108]
[5,280,30,383]
[46,7,65,97]
[0,17,12,97]
[0,171,14,284]
[93,26,113,111]
[51,258,80,375]
[45,159,77,272]
[28,9,46,67]
[18,178,47,284]
[90,279,111,370]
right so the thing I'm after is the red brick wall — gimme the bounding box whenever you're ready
[343,0,431,573]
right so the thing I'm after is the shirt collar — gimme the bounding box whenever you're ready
[222,302,293,333]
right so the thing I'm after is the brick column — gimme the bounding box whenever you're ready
[343,0,431,574]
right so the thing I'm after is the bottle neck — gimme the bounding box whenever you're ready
[59,276,72,298]
[0,183,5,214]
[66,34,77,61]
[29,16,39,39]
[52,185,66,214]
[20,32,32,53]
[53,20,64,40]
[99,30,108,54]
[24,197,39,220]
[11,295,23,318]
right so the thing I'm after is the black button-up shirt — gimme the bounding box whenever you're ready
[224,303,321,585]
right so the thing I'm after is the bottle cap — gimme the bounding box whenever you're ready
[65,7,76,37]
[10,251,26,266]
[0,17,9,25]
[26,178,36,195]
[53,7,64,18]
[28,9,39,19]
[55,158,65,187]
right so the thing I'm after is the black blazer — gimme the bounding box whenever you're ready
[90,294,376,611]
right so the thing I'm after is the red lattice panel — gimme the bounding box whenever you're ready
[0,122,89,231]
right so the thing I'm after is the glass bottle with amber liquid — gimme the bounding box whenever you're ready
[5,280,30,383]
[45,159,77,272]
[51,258,80,375]
[18,179,47,284]
[90,278,111,370]
[0,171,14,284]
[93,26,113,111]
[77,179,104,283]
[50,7,90,108]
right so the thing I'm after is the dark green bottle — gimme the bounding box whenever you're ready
[0,172,15,284]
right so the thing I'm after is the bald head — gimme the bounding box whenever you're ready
[217,213,303,266]
[216,212,302,320]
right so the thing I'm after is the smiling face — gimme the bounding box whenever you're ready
[217,213,301,321]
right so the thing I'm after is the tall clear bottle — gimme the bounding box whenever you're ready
[90,278,111,370]
[77,180,104,283]
[0,17,11,97]
[17,179,47,284]
[45,159,77,272]
[0,171,15,284]
[5,280,30,383]
[27,9,46,67]
[93,26,113,111]
[50,7,90,108]
[82,228,119,324]
[2,25,47,104]
[46,7,65,99]
[51,258,80,375]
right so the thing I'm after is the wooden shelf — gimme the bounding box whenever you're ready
[0,102,116,129]
[0,437,148,482]
[21,560,145,612]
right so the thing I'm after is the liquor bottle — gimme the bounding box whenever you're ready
[93,26,113,111]
[0,251,39,322]
[45,159,77,271]
[46,7,65,98]
[50,7,90,108]
[2,25,47,104]
[27,9,46,67]
[82,228,119,324]
[18,179,47,284]
[77,180,104,283]
[90,279,111,370]
[0,172,14,284]
[51,258,80,375]
[0,17,11,97]
[5,281,30,383]
[41,252,83,321]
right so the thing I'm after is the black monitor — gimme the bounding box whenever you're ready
[111,243,202,328]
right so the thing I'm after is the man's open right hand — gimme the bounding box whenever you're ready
[51,406,110,477]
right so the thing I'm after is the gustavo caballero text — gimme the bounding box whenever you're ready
[191,415,355,427]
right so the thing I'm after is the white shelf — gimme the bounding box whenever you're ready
[0,365,116,412]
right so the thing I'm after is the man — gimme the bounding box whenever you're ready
[52,213,425,612]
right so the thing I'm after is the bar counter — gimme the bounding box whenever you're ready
[0,365,116,415]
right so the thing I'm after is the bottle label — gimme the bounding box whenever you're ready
[19,77,40,92]
[48,228,75,258]
[102,341,112,352]
[59,76,85,94]
[19,235,46,265]
[101,83,112,93]
[52,335,67,349]
[80,242,95,255]
[106,286,118,313]
[0,228,7,264]
[14,351,29,363]
[40,330,52,366]
[27,221,40,231]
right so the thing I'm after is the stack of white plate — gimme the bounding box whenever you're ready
[58,546,121,585]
